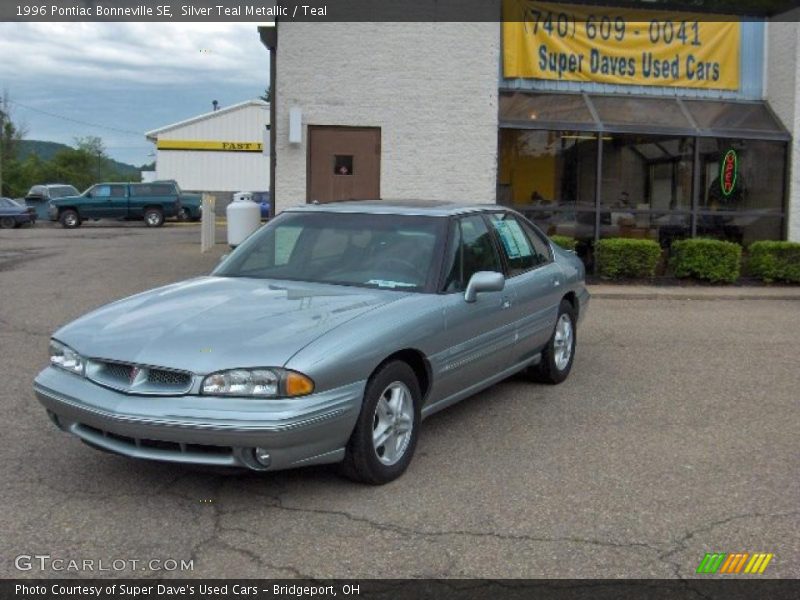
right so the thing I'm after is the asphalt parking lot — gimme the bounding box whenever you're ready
[1,222,798,579]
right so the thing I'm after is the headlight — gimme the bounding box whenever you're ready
[49,340,85,376]
[201,368,314,398]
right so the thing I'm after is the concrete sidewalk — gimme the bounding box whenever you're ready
[588,283,800,300]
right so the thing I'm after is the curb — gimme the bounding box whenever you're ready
[589,290,800,301]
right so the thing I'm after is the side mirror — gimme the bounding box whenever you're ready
[464,271,504,303]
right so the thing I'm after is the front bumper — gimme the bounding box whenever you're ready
[34,367,364,471]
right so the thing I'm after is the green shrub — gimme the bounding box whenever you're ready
[549,235,578,252]
[670,238,742,283]
[747,241,800,283]
[595,238,661,279]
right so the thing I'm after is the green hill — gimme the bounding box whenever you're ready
[16,140,141,177]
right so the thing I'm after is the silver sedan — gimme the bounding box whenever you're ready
[35,201,589,484]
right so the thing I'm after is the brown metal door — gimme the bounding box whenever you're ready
[307,126,381,203]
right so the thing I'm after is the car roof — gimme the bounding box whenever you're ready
[285,200,508,217]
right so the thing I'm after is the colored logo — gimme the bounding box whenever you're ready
[696,552,774,574]
[720,149,738,196]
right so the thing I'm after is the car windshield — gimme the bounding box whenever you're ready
[214,211,446,292]
[50,186,79,198]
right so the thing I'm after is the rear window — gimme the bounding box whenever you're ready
[50,186,79,198]
[130,184,175,196]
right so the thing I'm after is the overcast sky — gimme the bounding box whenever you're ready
[0,23,270,166]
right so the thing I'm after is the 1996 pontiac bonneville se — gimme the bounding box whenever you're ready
[35,201,588,484]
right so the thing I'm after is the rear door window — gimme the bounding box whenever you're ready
[488,213,551,276]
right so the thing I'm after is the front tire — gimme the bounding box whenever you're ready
[144,208,164,227]
[527,299,576,385]
[0,216,15,229]
[60,210,81,228]
[339,361,421,485]
[177,207,190,222]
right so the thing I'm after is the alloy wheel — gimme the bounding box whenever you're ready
[553,313,574,371]
[372,381,414,466]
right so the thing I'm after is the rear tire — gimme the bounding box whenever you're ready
[527,299,576,385]
[0,216,15,229]
[60,210,81,228]
[144,208,164,227]
[339,361,421,485]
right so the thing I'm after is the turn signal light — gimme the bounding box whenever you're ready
[285,371,315,397]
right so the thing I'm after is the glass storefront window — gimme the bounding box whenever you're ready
[498,94,789,255]
[590,96,693,131]
[498,129,597,210]
[685,101,784,135]
[599,212,691,247]
[697,138,786,213]
[601,134,694,210]
[696,214,784,246]
[499,93,596,127]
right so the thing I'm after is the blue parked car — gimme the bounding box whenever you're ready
[0,197,36,228]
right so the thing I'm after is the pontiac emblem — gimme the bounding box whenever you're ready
[129,366,141,383]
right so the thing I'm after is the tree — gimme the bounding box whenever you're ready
[260,84,272,103]
[0,91,27,196]
[75,136,109,183]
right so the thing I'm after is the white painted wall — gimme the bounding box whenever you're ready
[766,14,800,241]
[155,151,269,192]
[152,102,270,192]
[274,22,500,211]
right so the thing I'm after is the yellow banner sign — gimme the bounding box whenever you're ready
[157,140,263,152]
[503,0,740,90]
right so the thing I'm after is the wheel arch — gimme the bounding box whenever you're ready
[371,348,432,403]
[562,291,579,320]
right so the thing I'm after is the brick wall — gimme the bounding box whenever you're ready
[273,22,500,211]
[766,15,800,241]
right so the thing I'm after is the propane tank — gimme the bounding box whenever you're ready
[226,192,261,248]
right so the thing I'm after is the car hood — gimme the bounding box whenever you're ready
[54,276,406,373]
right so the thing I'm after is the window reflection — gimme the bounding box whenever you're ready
[601,134,694,210]
[696,214,783,246]
[498,130,597,209]
[498,115,788,252]
[698,138,786,213]
[599,212,691,247]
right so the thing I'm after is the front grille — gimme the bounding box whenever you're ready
[86,360,193,395]
[79,424,231,458]
[148,368,192,387]
[102,362,134,383]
